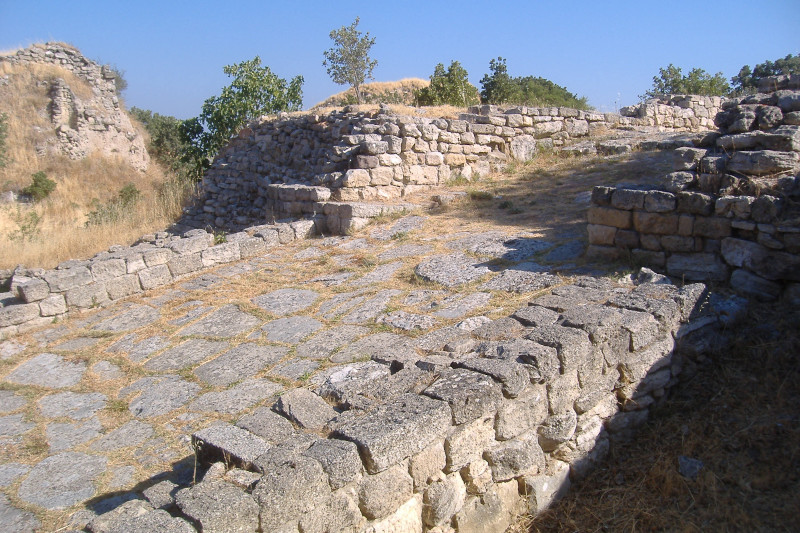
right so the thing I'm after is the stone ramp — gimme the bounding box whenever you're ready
[0,214,745,532]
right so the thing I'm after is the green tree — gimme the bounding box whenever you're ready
[479,57,590,109]
[323,17,378,105]
[414,61,480,107]
[130,107,192,178]
[179,56,303,179]
[643,64,730,98]
[732,54,800,94]
[0,112,8,168]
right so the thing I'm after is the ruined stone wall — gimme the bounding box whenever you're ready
[118,274,731,533]
[0,43,149,171]
[620,94,724,130]
[588,76,800,302]
[189,101,716,230]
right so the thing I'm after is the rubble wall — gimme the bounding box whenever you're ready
[588,75,800,302]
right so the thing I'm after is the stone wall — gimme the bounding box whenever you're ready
[621,94,724,131]
[588,76,800,302]
[0,43,149,171]
[0,220,318,340]
[187,101,718,230]
[88,273,739,533]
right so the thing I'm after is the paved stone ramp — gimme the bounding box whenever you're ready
[0,215,744,532]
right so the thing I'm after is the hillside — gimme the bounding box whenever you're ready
[312,77,429,108]
[0,43,186,269]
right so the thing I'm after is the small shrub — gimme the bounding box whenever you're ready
[0,112,8,168]
[8,208,42,242]
[468,190,493,201]
[85,184,141,226]
[498,200,514,209]
[21,171,56,202]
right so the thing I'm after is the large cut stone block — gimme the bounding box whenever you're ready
[423,368,504,425]
[333,393,452,474]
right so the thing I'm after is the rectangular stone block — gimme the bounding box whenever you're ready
[39,294,67,316]
[0,302,40,327]
[167,233,213,255]
[201,242,241,267]
[692,217,731,239]
[630,249,665,268]
[333,393,452,474]
[587,207,631,229]
[106,274,143,300]
[677,192,714,216]
[611,189,646,210]
[65,281,109,308]
[643,191,676,213]
[43,266,92,292]
[633,212,679,234]
[90,258,126,281]
[614,229,639,248]
[239,237,268,258]
[143,248,173,267]
[126,253,147,273]
[167,253,203,277]
[15,278,49,303]
[587,224,616,245]
[139,264,173,289]
[666,253,729,281]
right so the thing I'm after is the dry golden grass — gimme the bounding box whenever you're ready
[312,77,429,108]
[0,55,190,269]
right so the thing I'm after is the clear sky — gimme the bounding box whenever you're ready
[1,0,798,119]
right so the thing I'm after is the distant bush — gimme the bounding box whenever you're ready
[21,171,56,202]
[130,107,193,180]
[642,64,730,99]
[0,112,8,168]
[86,183,141,226]
[414,61,480,107]
[732,54,800,94]
[479,57,590,109]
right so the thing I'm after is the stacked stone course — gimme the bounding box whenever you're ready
[189,100,718,230]
[620,94,723,130]
[90,274,736,532]
[588,75,800,301]
[0,43,149,170]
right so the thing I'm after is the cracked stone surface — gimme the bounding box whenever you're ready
[178,304,260,338]
[252,288,319,316]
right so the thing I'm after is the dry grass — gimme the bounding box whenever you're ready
[0,57,190,269]
[312,78,429,108]
[511,302,800,533]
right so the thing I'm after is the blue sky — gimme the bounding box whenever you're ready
[1,1,798,119]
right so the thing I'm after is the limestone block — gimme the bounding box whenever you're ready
[444,416,496,473]
[423,368,503,425]
[139,264,173,290]
[521,459,571,514]
[370,167,395,186]
[167,253,203,277]
[106,274,142,300]
[633,212,679,234]
[484,430,545,481]
[275,388,336,431]
[644,191,677,213]
[363,141,389,155]
[525,325,592,373]
[298,489,364,533]
[167,233,213,255]
[727,150,800,176]
[587,206,632,229]
[176,480,259,533]
[238,236,268,258]
[0,302,40,327]
[693,217,731,239]
[495,384,548,441]
[193,423,271,469]
[201,242,241,267]
[454,358,528,398]
[452,480,522,533]
[672,147,707,171]
[303,439,363,490]
[39,294,67,316]
[90,258,126,281]
[677,192,714,216]
[15,278,49,303]
[537,410,577,452]
[666,253,729,281]
[721,237,800,281]
[410,441,446,490]
[661,171,696,193]
[342,169,371,188]
[358,463,414,520]
[43,266,92,292]
[143,248,173,267]
[65,281,109,308]
[611,189,646,210]
[422,472,467,527]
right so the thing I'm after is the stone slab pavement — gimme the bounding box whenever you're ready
[0,213,612,531]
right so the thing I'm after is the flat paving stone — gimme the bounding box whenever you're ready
[0,463,31,487]
[32,326,70,346]
[188,379,282,415]
[0,340,27,360]
[91,360,123,381]
[331,332,417,366]
[543,240,585,263]
[0,413,34,437]
[169,304,212,326]
[295,246,324,259]
[338,238,369,250]
[91,419,155,452]
[271,358,319,381]
[0,493,40,532]
[415,253,492,288]
[261,316,323,343]
[194,344,288,387]
[38,391,107,420]
[122,375,201,418]
[307,272,353,286]
[403,289,447,306]
[127,336,170,363]
[318,289,370,320]
[4,352,86,388]
[52,336,102,351]
[108,465,136,489]
[378,244,434,261]
[178,304,260,338]
[296,325,369,360]
[350,261,403,287]
[216,262,256,277]
[371,215,426,241]
[479,266,561,293]
[180,273,222,290]
[0,390,27,413]
[46,417,103,451]
[17,452,107,510]
[341,289,402,324]
[446,232,551,261]
[252,288,319,316]
[92,304,161,332]
[432,292,492,319]
[144,339,228,371]
[377,311,436,331]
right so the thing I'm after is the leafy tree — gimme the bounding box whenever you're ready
[107,64,128,96]
[0,112,8,168]
[130,107,192,178]
[643,64,730,98]
[22,171,56,202]
[479,57,590,109]
[414,61,480,107]
[179,56,303,179]
[732,54,800,94]
[323,17,378,105]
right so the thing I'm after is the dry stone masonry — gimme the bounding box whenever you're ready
[0,43,149,171]
[588,75,800,302]
[187,100,718,231]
